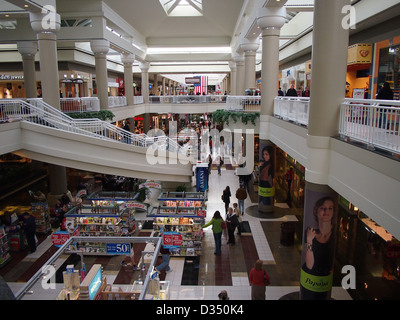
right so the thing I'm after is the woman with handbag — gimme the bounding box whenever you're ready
[202,210,225,255]
[249,259,270,300]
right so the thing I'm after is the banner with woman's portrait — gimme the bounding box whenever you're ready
[300,184,338,300]
[258,141,275,211]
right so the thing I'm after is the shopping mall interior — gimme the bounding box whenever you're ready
[0,0,400,307]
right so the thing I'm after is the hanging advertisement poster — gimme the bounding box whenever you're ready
[196,163,208,192]
[258,142,275,209]
[300,185,338,300]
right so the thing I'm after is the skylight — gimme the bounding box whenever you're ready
[159,0,203,17]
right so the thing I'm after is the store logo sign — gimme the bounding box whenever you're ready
[342,5,356,30]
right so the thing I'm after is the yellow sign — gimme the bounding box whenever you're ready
[347,43,373,65]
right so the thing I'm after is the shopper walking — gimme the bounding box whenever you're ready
[222,186,231,215]
[202,210,225,255]
[22,212,36,253]
[235,184,247,215]
[217,154,223,176]
[249,259,270,300]
[226,207,238,245]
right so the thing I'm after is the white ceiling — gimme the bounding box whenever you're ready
[103,0,245,48]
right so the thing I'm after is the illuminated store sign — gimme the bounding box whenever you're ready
[0,74,24,80]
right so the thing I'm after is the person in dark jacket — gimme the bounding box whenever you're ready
[377,82,394,128]
[22,212,36,253]
[222,186,231,215]
[285,84,298,97]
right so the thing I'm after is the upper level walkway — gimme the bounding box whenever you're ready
[0,99,193,182]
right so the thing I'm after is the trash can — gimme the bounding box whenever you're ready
[280,222,295,246]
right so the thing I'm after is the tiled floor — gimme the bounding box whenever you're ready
[1,167,352,300]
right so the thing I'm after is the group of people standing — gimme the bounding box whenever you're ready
[202,184,247,255]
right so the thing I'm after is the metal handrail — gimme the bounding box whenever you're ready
[0,99,183,151]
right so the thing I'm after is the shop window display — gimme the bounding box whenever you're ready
[377,44,400,100]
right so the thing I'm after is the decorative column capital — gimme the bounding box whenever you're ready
[121,53,135,65]
[256,6,286,31]
[29,9,60,34]
[229,61,237,71]
[240,38,260,53]
[90,39,110,55]
[139,61,150,72]
[17,41,38,57]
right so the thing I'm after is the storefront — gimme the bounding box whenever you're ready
[335,196,400,300]
[275,149,305,207]
[373,36,400,100]
[0,73,30,99]
[346,43,373,99]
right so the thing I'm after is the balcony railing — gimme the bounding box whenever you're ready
[225,96,261,112]
[274,96,310,126]
[149,95,227,104]
[339,98,400,154]
[108,96,127,108]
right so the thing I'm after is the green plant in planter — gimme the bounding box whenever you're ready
[175,184,187,192]
[68,110,115,121]
[212,109,259,126]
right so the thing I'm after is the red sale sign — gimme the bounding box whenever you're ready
[52,231,70,247]
[163,232,183,248]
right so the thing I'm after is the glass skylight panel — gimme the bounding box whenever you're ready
[159,0,203,17]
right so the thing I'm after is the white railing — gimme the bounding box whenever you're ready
[60,97,100,113]
[108,96,127,108]
[339,98,400,154]
[134,96,144,105]
[274,96,310,126]
[225,96,261,112]
[0,99,185,153]
[149,95,227,104]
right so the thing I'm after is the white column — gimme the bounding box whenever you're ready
[139,61,150,104]
[29,6,67,201]
[257,6,286,122]
[299,0,350,301]
[90,40,109,110]
[241,38,260,90]
[17,41,38,99]
[256,6,286,213]
[162,77,166,95]
[234,53,245,95]
[30,9,61,109]
[121,53,135,106]
[229,61,237,95]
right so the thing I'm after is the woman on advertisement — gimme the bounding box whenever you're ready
[259,145,275,206]
[300,196,336,300]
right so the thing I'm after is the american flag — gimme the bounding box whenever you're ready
[194,76,208,95]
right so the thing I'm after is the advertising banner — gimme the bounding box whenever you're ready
[300,185,338,300]
[163,231,183,249]
[258,141,275,210]
[196,163,208,192]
